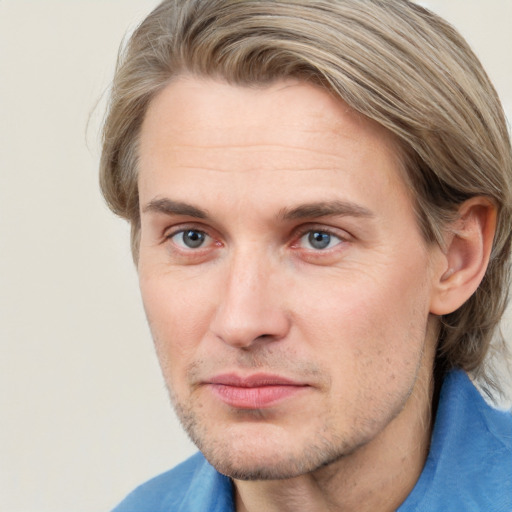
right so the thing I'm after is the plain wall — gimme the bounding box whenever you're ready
[0,1,510,511]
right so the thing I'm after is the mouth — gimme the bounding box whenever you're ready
[203,373,310,409]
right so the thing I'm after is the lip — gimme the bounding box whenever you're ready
[204,373,309,409]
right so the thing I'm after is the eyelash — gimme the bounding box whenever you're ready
[162,224,350,262]
[164,225,218,248]
[291,225,348,251]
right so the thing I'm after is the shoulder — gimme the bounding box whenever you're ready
[400,370,512,512]
[111,452,234,512]
[439,370,511,457]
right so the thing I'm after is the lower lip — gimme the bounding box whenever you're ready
[207,384,307,409]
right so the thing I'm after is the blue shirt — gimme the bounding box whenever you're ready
[112,370,512,511]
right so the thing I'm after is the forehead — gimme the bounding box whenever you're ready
[140,76,402,166]
[138,76,411,219]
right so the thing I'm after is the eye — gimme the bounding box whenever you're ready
[298,230,343,250]
[170,229,210,249]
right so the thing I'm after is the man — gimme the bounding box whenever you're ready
[100,1,512,510]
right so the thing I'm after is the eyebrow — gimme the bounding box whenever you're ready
[278,200,374,221]
[142,197,374,222]
[142,198,208,219]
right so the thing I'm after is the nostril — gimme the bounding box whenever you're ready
[256,334,273,341]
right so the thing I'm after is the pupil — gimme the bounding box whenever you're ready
[183,230,204,248]
[309,231,330,249]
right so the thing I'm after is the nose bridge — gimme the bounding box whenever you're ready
[210,244,289,347]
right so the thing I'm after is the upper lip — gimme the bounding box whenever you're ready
[206,373,306,388]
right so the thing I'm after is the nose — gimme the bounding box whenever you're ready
[209,248,291,349]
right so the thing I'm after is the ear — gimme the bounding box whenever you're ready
[430,197,497,315]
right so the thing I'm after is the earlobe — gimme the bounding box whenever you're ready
[430,197,497,315]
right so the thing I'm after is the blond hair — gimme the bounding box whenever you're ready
[100,0,512,390]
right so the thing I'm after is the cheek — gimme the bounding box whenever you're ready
[296,262,432,370]
[311,282,430,421]
[139,272,213,375]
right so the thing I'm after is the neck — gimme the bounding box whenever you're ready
[234,356,436,512]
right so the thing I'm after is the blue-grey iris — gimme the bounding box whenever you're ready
[183,230,205,248]
[308,231,331,249]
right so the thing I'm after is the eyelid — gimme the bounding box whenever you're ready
[288,225,352,265]
[163,221,210,240]
[163,222,221,251]
[291,224,351,245]
[169,229,210,250]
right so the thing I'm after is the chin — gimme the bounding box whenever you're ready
[186,420,353,481]
[207,446,348,481]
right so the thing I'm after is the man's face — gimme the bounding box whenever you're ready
[137,77,441,480]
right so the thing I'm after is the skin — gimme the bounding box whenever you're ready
[137,76,450,512]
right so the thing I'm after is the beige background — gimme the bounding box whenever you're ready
[0,1,510,511]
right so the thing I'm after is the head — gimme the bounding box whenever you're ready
[101,0,511,384]
[100,0,512,477]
